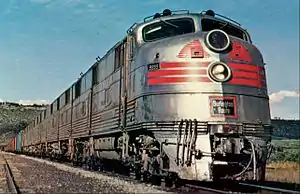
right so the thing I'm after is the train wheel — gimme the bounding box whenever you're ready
[141,171,149,183]
[164,176,173,187]
[151,175,161,186]
[174,176,183,188]
[134,164,141,180]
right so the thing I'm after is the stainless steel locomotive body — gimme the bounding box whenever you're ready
[20,9,272,184]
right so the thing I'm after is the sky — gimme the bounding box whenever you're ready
[0,0,299,119]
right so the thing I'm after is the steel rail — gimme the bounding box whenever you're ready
[239,182,300,194]
[185,183,230,194]
[4,158,20,194]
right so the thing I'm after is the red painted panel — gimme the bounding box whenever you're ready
[159,61,210,69]
[228,41,252,63]
[148,77,211,85]
[233,71,264,80]
[148,69,207,78]
[229,78,265,88]
[177,40,210,58]
[228,63,262,73]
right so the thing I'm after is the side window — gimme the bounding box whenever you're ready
[75,80,81,99]
[129,36,136,58]
[114,45,121,70]
[92,64,98,86]
[114,40,127,71]
[57,98,60,111]
[60,93,65,108]
[65,88,70,104]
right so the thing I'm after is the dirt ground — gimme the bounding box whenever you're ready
[266,162,300,184]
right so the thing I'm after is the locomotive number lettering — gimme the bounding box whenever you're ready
[210,96,236,118]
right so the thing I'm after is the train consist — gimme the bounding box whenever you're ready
[6,9,273,185]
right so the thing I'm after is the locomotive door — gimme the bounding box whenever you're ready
[119,35,134,159]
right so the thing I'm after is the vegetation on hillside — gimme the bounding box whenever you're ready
[271,119,300,139]
[269,139,300,163]
[0,102,46,146]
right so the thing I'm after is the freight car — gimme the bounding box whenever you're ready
[4,137,16,152]
[4,129,22,153]
[21,9,272,185]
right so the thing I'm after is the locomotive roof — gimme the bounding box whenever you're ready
[128,9,243,35]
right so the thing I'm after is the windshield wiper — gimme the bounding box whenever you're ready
[219,22,228,29]
[159,18,179,28]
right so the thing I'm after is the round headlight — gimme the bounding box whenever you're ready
[206,29,230,52]
[208,62,232,82]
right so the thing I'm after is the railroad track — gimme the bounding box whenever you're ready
[4,152,300,194]
[14,154,228,193]
[239,182,300,194]
[0,155,19,194]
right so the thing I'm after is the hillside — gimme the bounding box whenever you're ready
[271,119,300,139]
[0,102,47,146]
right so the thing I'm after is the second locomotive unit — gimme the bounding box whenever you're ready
[21,9,272,185]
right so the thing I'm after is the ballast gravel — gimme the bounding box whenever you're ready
[2,152,170,193]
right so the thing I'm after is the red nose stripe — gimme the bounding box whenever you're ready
[147,62,211,85]
[229,78,265,88]
[160,62,210,68]
[148,69,207,78]
[233,71,265,80]
[227,63,266,88]
[228,41,252,63]
[148,77,211,85]
[228,63,263,73]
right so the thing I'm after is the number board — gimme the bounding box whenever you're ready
[209,96,237,118]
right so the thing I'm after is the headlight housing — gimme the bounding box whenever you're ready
[208,62,232,82]
[206,29,230,52]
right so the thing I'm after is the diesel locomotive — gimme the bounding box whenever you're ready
[19,9,272,185]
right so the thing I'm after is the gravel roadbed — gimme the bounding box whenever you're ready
[2,152,170,193]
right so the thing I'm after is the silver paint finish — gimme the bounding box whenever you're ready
[21,11,271,181]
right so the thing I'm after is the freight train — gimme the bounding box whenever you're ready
[6,9,273,186]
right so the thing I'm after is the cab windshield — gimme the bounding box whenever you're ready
[201,18,249,41]
[142,17,195,42]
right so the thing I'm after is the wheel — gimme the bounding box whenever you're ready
[134,164,141,180]
[151,175,161,186]
[141,171,149,183]
[165,176,173,187]
[174,176,183,188]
